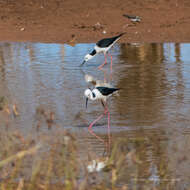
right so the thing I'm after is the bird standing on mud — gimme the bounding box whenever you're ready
[81,33,125,73]
[123,14,141,23]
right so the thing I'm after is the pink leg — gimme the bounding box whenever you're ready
[98,54,107,70]
[88,113,105,143]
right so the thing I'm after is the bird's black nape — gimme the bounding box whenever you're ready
[90,49,97,56]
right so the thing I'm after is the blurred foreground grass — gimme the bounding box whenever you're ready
[0,97,182,190]
[0,130,140,190]
[0,131,177,190]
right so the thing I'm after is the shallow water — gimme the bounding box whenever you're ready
[0,42,190,188]
[0,43,190,131]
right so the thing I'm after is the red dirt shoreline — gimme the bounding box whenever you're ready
[0,0,190,43]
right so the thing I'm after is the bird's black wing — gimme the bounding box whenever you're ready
[96,33,125,48]
[96,87,119,96]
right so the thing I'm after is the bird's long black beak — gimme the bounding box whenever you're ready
[80,60,86,67]
[86,98,88,109]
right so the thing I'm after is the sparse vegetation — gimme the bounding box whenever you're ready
[0,91,187,189]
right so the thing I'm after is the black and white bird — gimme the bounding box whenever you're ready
[84,75,119,147]
[80,33,125,70]
[123,14,141,23]
[84,86,119,108]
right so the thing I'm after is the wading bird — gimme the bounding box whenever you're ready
[84,85,119,148]
[81,33,125,74]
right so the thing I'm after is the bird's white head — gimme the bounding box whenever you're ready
[84,54,93,62]
[80,49,97,66]
[84,88,92,99]
[80,54,94,66]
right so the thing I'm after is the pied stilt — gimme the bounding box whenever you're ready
[80,33,125,74]
[84,87,119,108]
[84,86,119,149]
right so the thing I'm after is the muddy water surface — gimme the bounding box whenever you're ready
[0,43,190,188]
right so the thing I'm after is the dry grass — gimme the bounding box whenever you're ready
[0,101,180,190]
[0,130,174,190]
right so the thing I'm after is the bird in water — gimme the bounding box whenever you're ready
[84,86,119,109]
[81,33,126,74]
[84,78,120,149]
